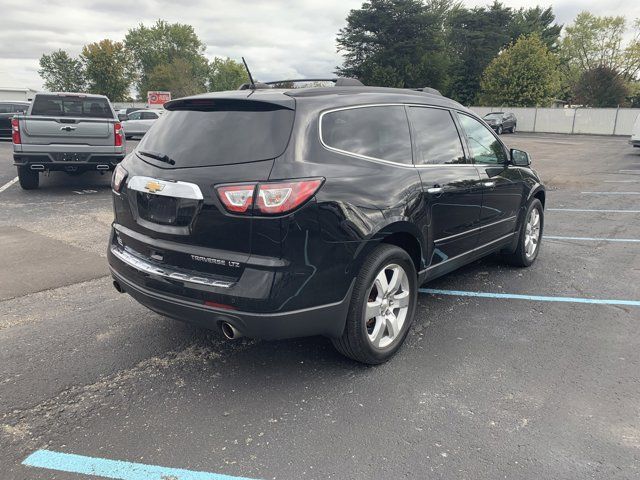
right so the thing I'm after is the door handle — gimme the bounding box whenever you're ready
[483,181,496,188]
[427,187,443,194]
[60,126,77,131]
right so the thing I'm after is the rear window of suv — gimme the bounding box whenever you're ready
[136,99,295,168]
[31,95,113,118]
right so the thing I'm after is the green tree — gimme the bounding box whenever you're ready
[80,39,133,101]
[125,20,209,99]
[573,66,630,107]
[447,1,514,104]
[509,6,562,51]
[561,13,640,81]
[208,57,248,91]
[147,58,205,98]
[479,34,560,107]
[38,50,86,92]
[336,0,452,90]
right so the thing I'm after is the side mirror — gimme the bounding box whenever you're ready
[510,148,531,166]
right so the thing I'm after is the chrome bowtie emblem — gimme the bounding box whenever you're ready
[145,180,165,193]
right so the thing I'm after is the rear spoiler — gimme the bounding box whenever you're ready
[238,77,364,90]
[164,97,294,111]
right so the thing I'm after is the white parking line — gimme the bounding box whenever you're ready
[548,208,640,213]
[580,191,640,195]
[604,180,639,183]
[0,176,18,193]
[545,235,640,243]
[619,170,640,174]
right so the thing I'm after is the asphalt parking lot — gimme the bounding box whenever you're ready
[1,133,639,479]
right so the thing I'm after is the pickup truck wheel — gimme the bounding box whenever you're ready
[17,166,39,190]
[332,244,417,364]
[502,198,543,267]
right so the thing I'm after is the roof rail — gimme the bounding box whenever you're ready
[238,81,273,90]
[262,77,364,87]
[413,87,442,96]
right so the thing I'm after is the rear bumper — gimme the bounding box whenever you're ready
[13,152,124,171]
[110,265,353,340]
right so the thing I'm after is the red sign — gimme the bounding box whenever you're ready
[147,91,171,107]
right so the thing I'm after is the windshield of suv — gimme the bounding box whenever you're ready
[136,99,295,168]
[484,113,504,120]
[31,95,113,118]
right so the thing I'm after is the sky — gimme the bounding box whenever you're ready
[1,0,639,91]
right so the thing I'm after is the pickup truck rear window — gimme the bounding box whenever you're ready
[31,95,113,119]
[136,100,295,168]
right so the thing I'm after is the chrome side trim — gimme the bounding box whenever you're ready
[435,215,517,243]
[427,232,515,270]
[128,176,203,200]
[110,246,233,288]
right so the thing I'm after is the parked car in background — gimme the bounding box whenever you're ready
[0,101,30,139]
[121,109,163,139]
[117,107,146,122]
[631,114,640,148]
[108,82,545,364]
[12,92,125,189]
[483,112,517,134]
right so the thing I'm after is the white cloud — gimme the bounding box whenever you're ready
[1,0,638,91]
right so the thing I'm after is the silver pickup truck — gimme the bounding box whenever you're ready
[12,92,126,189]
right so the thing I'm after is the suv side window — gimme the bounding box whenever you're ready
[141,111,157,120]
[407,107,466,165]
[457,113,508,165]
[128,111,142,120]
[321,105,412,164]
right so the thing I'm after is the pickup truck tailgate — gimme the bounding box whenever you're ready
[22,117,113,145]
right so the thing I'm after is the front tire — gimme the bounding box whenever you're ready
[502,198,543,267]
[17,166,39,190]
[497,125,503,135]
[332,244,417,364]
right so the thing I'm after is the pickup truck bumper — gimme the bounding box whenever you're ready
[14,151,124,172]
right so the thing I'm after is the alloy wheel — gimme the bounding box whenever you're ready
[524,207,541,259]
[364,263,411,349]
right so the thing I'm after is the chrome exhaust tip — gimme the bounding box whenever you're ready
[96,164,110,171]
[221,322,242,340]
[30,164,45,171]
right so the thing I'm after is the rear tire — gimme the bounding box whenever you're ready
[502,198,543,267]
[332,244,417,364]
[17,166,39,190]
[511,124,516,133]
[497,125,503,135]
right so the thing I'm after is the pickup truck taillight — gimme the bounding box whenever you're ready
[114,122,123,147]
[11,118,21,144]
[216,178,324,215]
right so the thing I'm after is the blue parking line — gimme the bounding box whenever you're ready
[22,450,260,480]
[419,289,640,307]
[545,235,640,243]
[548,208,640,213]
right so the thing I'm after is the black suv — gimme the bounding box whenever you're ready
[108,82,545,364]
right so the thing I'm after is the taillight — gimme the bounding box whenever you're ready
[111,164,128,192]
[256,179,323,214]
[11,118,21,144]
[215,178,323,215]
[216,184,256,213]
[114,122,123,146]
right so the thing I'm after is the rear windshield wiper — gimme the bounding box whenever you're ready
[137,150,176,165]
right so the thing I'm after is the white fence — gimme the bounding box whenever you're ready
[469,106,640,136]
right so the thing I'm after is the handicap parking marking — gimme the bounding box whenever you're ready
[544,235,640,243]
[23,449,260,480]
[420,288,640,307]
[0,176,18,193]
[547,208,640,213]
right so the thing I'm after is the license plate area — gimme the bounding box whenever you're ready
[136,192,197,226]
